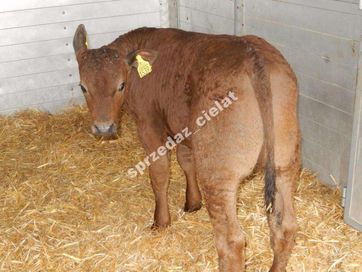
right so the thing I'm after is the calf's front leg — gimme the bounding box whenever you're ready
[137,123,171,228]
[176,144,202,212]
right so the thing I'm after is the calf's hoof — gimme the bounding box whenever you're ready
[151,221,171,230]
[184,201,202,213]
[269,265,286,272]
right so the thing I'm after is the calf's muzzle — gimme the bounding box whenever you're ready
[91,122,117,137]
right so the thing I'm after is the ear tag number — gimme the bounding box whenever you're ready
[136,55,152,78]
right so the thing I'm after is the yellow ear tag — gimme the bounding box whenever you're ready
[136,55,152,78]
[85,35,89,49]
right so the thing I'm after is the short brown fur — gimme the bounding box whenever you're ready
[73,26,300,271]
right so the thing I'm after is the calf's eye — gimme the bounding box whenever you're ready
[118,82,126,92]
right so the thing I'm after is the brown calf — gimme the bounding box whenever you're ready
[73,25,300,271]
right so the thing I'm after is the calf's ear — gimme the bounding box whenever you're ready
[73,24,88,54]
[126,49,158,68]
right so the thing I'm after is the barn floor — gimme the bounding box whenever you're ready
[0,106,361,272]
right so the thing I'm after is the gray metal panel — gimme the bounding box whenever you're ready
[246,16,358,69]
[179,20,211,33]
[0,96,85,115]
[299,95,353,137]
[167,0,179,28]
[179,6,235,34]
[341,0,359,3]
[300,116,351,155]
[0,13,160,47]
[273,0,361,15]
[0,32,124,63]
[273,42,357,92]
[296,72,355,115]
[178,0,235,34]
[0,54,77,79]
[0,0,111,12]
[234,0,245,36]
[179,0,235,18]
[302,135,351,185]
[248,0,362,40]
[160,0,170,28]
[0,0,162,114]
[345,30,362,231]
[302,157,336,186]
[243,0,361,186]
[0,83,80,111]
[1,69,80,95]
[0,0,160,29]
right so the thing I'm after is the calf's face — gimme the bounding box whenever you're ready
[73,24,157,137]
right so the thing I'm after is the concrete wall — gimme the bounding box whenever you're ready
[0,0,163,114]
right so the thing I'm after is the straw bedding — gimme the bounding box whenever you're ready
[0,106,361,272]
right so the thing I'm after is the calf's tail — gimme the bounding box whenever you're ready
[247,45,276,213]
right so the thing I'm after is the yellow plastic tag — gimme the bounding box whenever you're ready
[136,55,152,78]
[85,35,89,48]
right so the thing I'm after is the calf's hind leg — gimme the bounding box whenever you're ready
[193,125,262,271]
[202,176,248,271]
[176,144,202,212]
[197,146,261,271]
[192,73,263,270]
[268,161,299,272]
[268,69,300,271]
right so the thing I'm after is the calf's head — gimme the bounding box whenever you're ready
[73,24,157,137]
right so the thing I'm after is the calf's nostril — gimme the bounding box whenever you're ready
[108,124,114,133]
[94,125,101,133]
